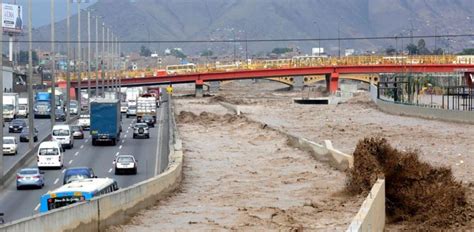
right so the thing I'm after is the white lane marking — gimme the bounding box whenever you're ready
[85,139,89,143]
[34,204,40,211]
[74,151,79,156]
[124,135,127,138]
[68,160,73,164]
[126,130,129,134]
[54,178,59,185]
[119,145,123,150]
[62,169,66,173]
[154,104,165,176]
[115,152,119,156]
[121,139,125,143]
[80,145,84,149]
[108,168,113,173]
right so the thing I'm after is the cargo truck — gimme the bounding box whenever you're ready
[90,99,121,146]
[34,92,52,118]
[136,93,157,122]
[3,93,19,121]
[18,98,29,118]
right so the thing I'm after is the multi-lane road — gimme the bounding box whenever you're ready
[0,95,170,223]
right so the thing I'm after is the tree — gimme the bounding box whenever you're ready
[271,47,293,54]
[432,48,444,55]
[139,45,152,57]
[417,39,431,55]
[385,46,397,55]
[200,50,213,57]
[171,49,186,59]
[406,43,418,55]
[17,50,39,65]
[458,48,474,55]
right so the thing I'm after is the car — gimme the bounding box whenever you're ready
[19,127,39,142]
[120,102,128,113]
[63,167,96,185]
[71,125,84,139]
[133,123,149,139]
[8,119,27,133]
[37,141,64,169]
[69,100,79,115]
[16,168,45,190]
[55,108,66,121]
[141,115,155,127]
[114,155,138,175]
[52,125,74,149]
[3,136,18,155]
[126,106,136,118]
[78,114,90,130]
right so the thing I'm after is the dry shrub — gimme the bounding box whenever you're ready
[177,111,244,125]
[346,137,473,230]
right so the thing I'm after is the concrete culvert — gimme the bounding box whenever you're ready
[346,137,473,230]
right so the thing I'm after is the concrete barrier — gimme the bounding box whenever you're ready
[0,98,184,232]
[219,102,241,115]
[0,116,79,189]
[218,101,353,171]
[347,179,386,232]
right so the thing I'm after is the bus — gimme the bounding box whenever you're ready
[165,63,197,75]
[39,178,119,213]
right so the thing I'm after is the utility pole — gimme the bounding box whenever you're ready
[106,27,110,93]
[0,0,4,178]
[66,0,71,121]
[118,41,121,92]
[77,1,82,115]
[50,0,56,129]
[87,10,91,105]
[95,16,99,97]
[101,23,105,96]
[28,0,35,149]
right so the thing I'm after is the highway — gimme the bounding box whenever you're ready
[0,95,170,223]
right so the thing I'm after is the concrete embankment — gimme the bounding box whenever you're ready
[217,100,386,231]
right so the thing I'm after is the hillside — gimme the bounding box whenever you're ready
[32,0,474,55]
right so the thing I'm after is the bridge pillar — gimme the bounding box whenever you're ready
[465,72,474,88]
[291,76,304,91]
[209,81,220,93]
[195,80,204,98]
[325,72,340,94]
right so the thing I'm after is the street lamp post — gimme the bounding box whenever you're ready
[313,21,321,56]
[66,0,71,121]
[27,0,35,149]
[50,0,56,129]
[87,10,91,105]
[338,17,342,57]
[95,16,99,97]
[0,0,4,178]
[101,23,105,96]
[106,27,110,93]
[76,1,82,116]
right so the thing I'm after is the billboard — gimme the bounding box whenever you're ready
[2,3,23,33]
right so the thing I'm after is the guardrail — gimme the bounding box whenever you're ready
[0,97,183,232]
[0,116,79,189]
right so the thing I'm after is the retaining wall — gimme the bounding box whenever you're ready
[0,97,184,232]
[370,85,474,124]
[347,179,386,232]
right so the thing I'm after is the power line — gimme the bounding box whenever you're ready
[6,33,474,44]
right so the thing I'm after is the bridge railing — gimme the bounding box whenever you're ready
[55,55,464,82]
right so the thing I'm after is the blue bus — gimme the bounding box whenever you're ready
[39,178,118,213]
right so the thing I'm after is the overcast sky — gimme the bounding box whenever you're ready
[11,0,97,28]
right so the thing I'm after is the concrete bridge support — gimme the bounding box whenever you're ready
[195,80,204,98]
[291,76,305,91]
[325,72,340,94]
[209,81,221,93]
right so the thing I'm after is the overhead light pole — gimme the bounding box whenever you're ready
[95,15,99,97]
[313,21,321,56]
[50,0,56,129]
[101,23,105,96]
[106,27,110,93]
[76,1,82,115]
[27,0,35,149]
[66,0,71,121]
[0,0,4,178]
[87,9,91,105]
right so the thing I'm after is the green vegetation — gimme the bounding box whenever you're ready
[200,50,213,57]
[458,48,474,55]
[271,47,293,54]
[140,45,152,57]
[171,49,187,59]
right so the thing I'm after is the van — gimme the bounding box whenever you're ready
[37,141,64,169]
[52,125,74,149]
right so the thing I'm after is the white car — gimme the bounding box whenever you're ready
[78,114,90,130]
[114,155,138,175]
[37,141,64,169]
[52,125,74,149]
[3,136,18,155]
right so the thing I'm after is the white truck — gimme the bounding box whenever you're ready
[18,98,29,118]
[136,94,157,122]
[3,93,19,121]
